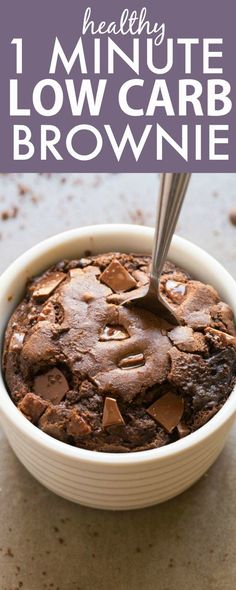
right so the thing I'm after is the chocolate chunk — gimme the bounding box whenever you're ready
[69,266,100,278]
[18,392,48,423]
[205,327,236,348]
[106,285,146,304]
[187,311,211,329]
[102,397,125,428]
[99,325,129,341]
[32,272,66,301]
[9,332,25,351]
[100,260,137,293]
[147,392,184,433]
[67,410,91,437]
[33,368,69,404]
[119,353,145,369]
[165,280,186,302]
[168,326,207,353]
[176,421,190,438]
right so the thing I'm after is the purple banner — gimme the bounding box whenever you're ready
[0,0,235,171]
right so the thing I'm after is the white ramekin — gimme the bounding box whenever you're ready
[0,224,236,510]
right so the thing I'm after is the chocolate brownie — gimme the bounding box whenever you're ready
[2,253,236,452]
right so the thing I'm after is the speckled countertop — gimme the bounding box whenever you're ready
[0,172,236,590]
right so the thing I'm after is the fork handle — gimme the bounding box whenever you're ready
[151,173,191,283]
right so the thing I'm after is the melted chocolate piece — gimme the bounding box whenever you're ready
[165,280,186,302]
[18,392,48,423]
[102,397,125,428]
[147,392,184,433]
[168,326,207,353]
[205,327,236,348]
[99,325,129,341]
[9,332,25,351]
[119,353,145,369]
[106,285,146,304]
[176,421,190,438]
[67,410,91,437]
[100,259,137,293]
[32,272,66,301]
[33,368,69,404]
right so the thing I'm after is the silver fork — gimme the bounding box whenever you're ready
[124,173,191,325]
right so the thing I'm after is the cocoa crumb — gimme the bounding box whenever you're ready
[1,206,18,221]
[5,547,14,557]
[31,194,41,204]
[92,175,102,188]
[18,183,28,196]
[129,208,146,224]
[229,207,236,226]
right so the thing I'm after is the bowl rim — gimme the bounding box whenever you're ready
[0,223,236,467]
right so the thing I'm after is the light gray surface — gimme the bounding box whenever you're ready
[0,173,236,590]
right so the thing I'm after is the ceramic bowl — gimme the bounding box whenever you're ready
[0,224,235,510]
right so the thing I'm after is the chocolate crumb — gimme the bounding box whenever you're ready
[1,206,18,221]
[5,547,14,557]
[229,207,236,226]
[18,183,28,196]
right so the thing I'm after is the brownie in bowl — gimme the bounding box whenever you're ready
[2,252,236,452]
